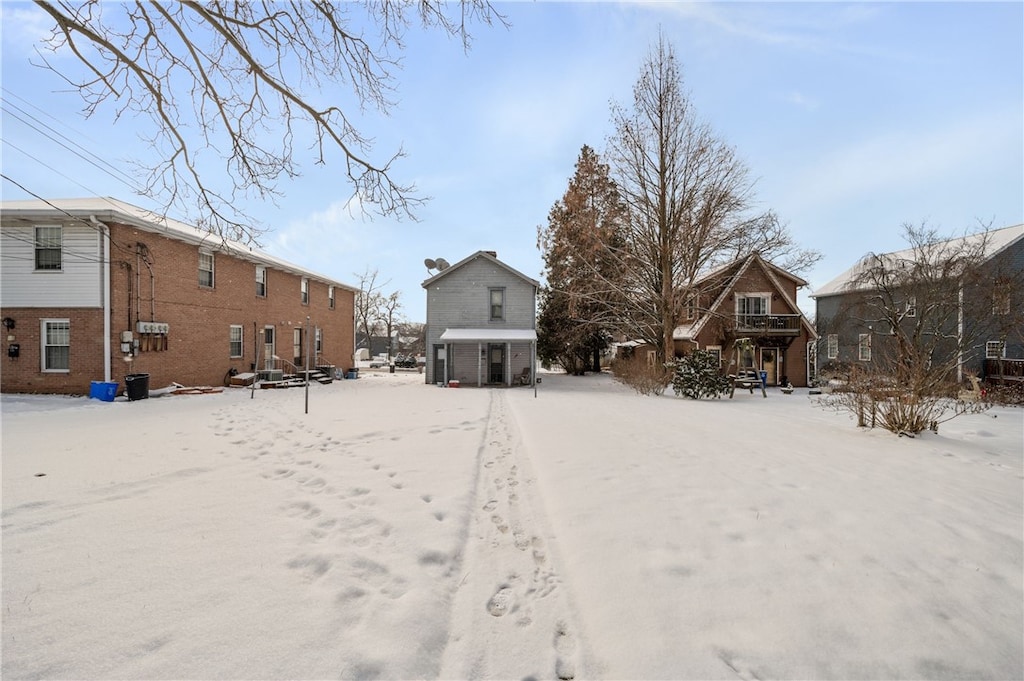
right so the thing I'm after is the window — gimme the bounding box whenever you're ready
[489,288,505,321]
[328,285,335,310]
[986,340,1006,359]
[736,293,769,329]
[905,296,917,318]
[737,294,769,316]
[315,327,323,354]
[686,295,697,321]
[858,333,872,361]
[827,334,838,359]
[41,319,70,371]
[301,278,309,305]
[706,345,722,368]
[229,325,243,358]
[255,266,266,297]
[34,225,62,270]
[199,251,214,287]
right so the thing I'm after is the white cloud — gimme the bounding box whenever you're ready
[267,197,369,277]
[0,4,66,57]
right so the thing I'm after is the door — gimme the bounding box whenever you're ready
[433,344,446,385]
[293,328,302,367]
[761,348,777,386]
[263,326,275,370]
[488,344,505,384]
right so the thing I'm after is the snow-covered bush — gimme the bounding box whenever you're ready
[668,350,731,399]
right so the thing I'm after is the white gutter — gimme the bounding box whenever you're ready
[90,215,112,382]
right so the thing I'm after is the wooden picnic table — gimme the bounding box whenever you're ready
[729,371,766,398]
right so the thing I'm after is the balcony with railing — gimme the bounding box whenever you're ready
[734,313,803,335]
[984,358,1024,383]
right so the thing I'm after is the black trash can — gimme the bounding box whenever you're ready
[124,373,150,401]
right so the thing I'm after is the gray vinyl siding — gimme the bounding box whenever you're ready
[0,221,102,307]
[814,237,1024,378]
[423,255,537,385]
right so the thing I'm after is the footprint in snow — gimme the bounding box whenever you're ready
[487,586,515,617]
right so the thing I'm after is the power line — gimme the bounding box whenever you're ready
[1,105,143,193]
[0,173,141,262]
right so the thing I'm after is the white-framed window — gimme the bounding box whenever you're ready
[328,285,335,310]
[706,345,722,368]
[905,296,917,318]
[736,293,769,315]
[686,294,697,321]
[827,334,838,359]
[229,325,243,358]
[255,266,266,297]
[489,288,505,321]
[34,225,62,271]
[301,278,309,305]
[736,293,769,329]
[986,340,1006,359]
[315,327,323,354]
[858,333,872,361]
[41,319,70,371]
[199,251,214,288]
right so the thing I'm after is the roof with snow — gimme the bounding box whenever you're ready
[421,250,539,289]
[673,252,816,341]
[0,197,358,291]
[439,328,537,343]
[811,224,1024,299]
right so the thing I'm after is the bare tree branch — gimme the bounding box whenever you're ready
[30,0,508,242]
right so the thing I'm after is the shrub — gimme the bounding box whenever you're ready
[611,355,671,396]
[668,350,731,399]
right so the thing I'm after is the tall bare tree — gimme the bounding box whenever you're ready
[30,1,506,242]
[378,291,402,360]
[354,267,385,358]
[605,34,818,362]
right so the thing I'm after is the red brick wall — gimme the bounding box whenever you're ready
[0,222,354,395]
[0,307,106,394]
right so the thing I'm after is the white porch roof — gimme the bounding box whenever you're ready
[439,328,537,342]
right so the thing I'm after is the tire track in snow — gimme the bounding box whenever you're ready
[439,390,584,680]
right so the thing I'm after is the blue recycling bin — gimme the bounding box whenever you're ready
[89,381,119,402]
[759,371,767,388]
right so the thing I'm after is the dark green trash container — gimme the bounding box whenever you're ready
[125,373,150,401]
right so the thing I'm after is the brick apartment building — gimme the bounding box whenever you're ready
[0,198,356,395]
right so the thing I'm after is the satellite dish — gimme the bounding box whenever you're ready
[435,258,450,271]
[424,258,437,271]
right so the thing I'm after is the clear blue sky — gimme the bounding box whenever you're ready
[3,2,1022,321]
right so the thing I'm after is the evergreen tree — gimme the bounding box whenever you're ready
[537,145,627,374]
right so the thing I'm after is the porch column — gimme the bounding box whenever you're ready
[477,342,482,387]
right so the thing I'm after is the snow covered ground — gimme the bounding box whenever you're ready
[2,371,1021,680]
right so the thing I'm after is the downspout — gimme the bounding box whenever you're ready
[90,216,111,382]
